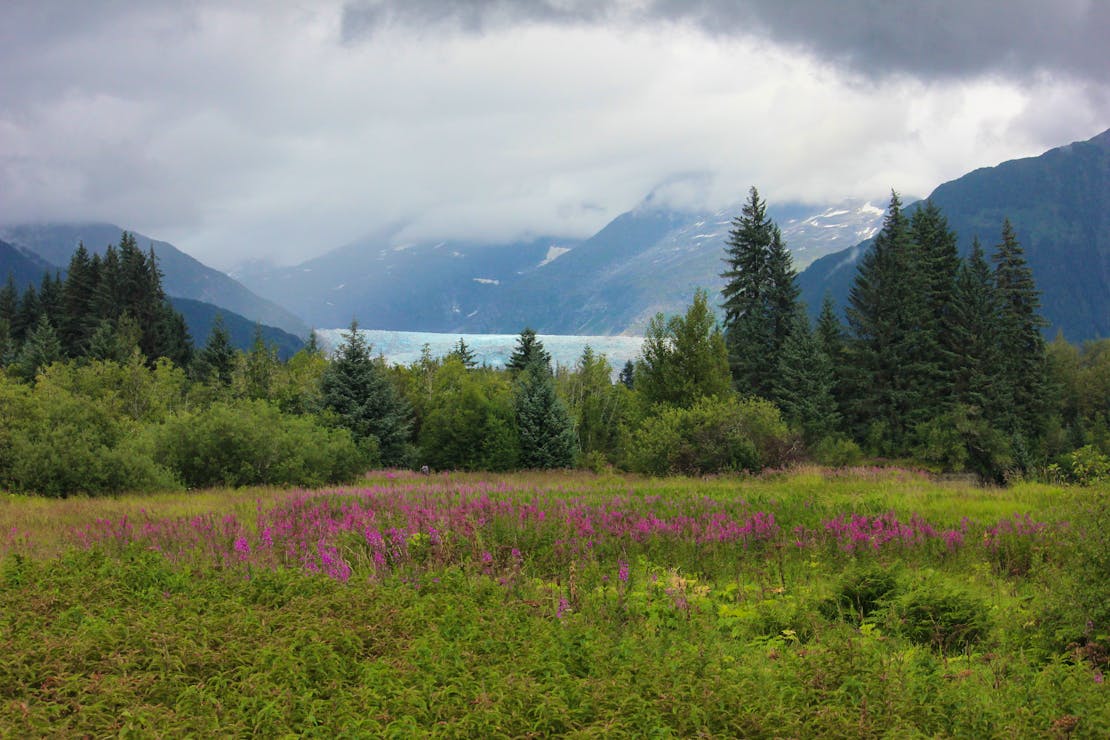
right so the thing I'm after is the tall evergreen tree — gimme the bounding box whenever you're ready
[721,187,774,394]
[507,328,551,373]
[16,314,62,379]
[195,315,236,386]
[720,187,799,397]
[448,337,478,369]
[950,238,1003,419]
[844,192,925,452]
[772,310,839,445]
[61,243,97,356]
[514,359,578,469]
[992,219,1048,447]
[12,283,40,345]
[239,323,278,400]
[321,319,412,466]
[909,200,961,418]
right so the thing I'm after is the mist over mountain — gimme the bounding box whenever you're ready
[799,128,1110,341]
[239,197,885,334]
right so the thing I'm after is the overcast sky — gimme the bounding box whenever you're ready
[1,1,1107,269]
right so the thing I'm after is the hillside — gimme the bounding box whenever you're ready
[0,223,310,338]
[800,128,1110,341]
[169,297,304,360]
[0,238,57,289]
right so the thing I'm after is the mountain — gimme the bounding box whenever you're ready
[799,128,1110,341]
[239,197,884,334]
[0,238,57,289]
[234,231,579,331]
[169,297,305,360]
[0,223,310,338]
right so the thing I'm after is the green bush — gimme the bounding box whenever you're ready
[150,400,368,488]
[1063,444,1110,485]
[627,395,796,476]
[889,580,990,652]
[0,375,178,496]
[820,563,901,623]
[811,434,864,467]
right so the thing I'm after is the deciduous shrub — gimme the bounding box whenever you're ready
[627,395,796,476]
[150,400,368,488]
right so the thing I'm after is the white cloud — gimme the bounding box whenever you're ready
[0,1,1105,269]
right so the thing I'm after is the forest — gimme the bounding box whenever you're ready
[1,190,1108,496]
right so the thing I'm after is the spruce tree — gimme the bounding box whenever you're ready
[195,315,236,385]
[13,283,40,345]
[910,200,960,418]
[720,187,799,397]
[772,310,839,445]
[321,319,412,466]
[240,324,278,400]
[618,359,635,389]
[448,337,478,369]
[514,358,578,469]
[950,238,1003,419]
[992,219,1048,447]
[61,243,97,356]
[17,314,62,379]
[844,192,922,451]
[507,328,550,373]
[721,187,773,394]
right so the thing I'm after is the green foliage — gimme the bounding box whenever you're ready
[636,288,731,408]
[811,434,863,467]
[506,327,550,373]
[914,404,1014,482]
[419,359,520,471]
[721,187,800,397]
[514,363,578,469]
[320,320,412,466]
[150,399,367,488]
[821,563,901,623]
[889,579,990,652]
[0,373,178,496]
[772,310,839,444]
[1062,445,1110,485]
[627,395,795,476]
[557,346,629,463]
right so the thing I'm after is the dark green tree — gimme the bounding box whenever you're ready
[721,187,773,394]
[993,219,1049,449]
[507,328,550,373]
[12,283,40,345]
[909,200,960,419]
[448,337,478,369]
[16,314,62,379]
[238,323,278,400]
[772,310,839,445]
[618,359,635,389]
[321,319,412,466]
[195,315,236,386]
[720,187,799,397]
[514,359,578,469]
[61,243,97,355]
[950,238,1003,419]
[844,192,926,452]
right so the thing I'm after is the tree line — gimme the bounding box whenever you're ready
[2,207,1109,497]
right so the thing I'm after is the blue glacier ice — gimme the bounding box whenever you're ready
[316,328,645,373]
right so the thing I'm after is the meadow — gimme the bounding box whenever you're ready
[2,467,1108,737]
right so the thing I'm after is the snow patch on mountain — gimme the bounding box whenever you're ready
[538,245,572,267]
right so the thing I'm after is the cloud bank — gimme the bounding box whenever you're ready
[1,1,1105,268]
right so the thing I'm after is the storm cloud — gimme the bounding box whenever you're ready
[1,1,1106,269]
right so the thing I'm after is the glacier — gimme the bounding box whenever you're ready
[316,328,645,373]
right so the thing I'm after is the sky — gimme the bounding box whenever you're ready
[1,0,1107,270]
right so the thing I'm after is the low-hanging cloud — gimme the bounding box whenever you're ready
[0,1,1106,270]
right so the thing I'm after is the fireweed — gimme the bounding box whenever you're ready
[59,479,1053,586]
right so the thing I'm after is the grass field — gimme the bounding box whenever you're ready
[2,467,1108,737]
